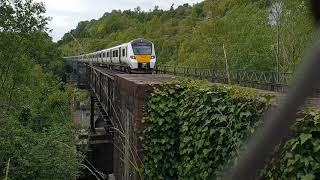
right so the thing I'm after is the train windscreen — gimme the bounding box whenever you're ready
[132,40,152,55]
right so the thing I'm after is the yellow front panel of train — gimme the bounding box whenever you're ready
[135,55,151,63]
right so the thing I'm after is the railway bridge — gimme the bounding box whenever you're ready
[66,60,320,180]
[66,61,171,180]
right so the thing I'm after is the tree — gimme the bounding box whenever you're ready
[0,0,49,111]
[0,0,83,179]
[271,0,314,72]
[134,6,141,13]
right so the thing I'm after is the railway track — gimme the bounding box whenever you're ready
[93,64,154,75]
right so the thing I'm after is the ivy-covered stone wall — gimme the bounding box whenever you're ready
[141,79,320,179]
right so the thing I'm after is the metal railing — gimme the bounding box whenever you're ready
[156,65,294,92]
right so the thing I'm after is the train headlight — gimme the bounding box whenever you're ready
[130,56,136,59]
[151,56,156,59]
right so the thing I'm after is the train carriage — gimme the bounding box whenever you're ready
[64,38,156,73]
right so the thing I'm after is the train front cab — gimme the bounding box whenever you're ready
[129,39,156,71]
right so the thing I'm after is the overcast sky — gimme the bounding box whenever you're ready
[35,0,203,42]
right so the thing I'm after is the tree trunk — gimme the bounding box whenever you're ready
[223,43,231,84]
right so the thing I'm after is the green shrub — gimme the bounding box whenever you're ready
[141,79,270,179]
[261,110,320,179]
[0,117,83,180]
[0,81,83,180]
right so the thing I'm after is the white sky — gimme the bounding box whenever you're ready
[35,0,203,42]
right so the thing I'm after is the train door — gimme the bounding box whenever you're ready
[119,47,121,64]
[110,50,113,63]
[107,51,110,63]
[122,47,127,63]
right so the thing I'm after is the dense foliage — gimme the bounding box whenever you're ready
[0,0,83,179]
[58,0,314,72]
[141,80,270,179]
[142,79,320,179]
[262,110,320,179]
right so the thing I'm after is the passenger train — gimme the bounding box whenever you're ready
[64,39,156,72]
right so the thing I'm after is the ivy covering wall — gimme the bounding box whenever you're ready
[262,111,320,179]
[141,79,320,179]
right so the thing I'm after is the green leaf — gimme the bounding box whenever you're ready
[197,139,205,148]
[312,140,320,152]
[301,174,315,180]
[299,133,312,145]
[203,149,211,156]
[182,124,189,132]
[220,129,226,135]
[290,140,300,152]
[168,88,175,94]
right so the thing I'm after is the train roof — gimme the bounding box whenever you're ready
[130,38,152,43]
[64,38,154,58]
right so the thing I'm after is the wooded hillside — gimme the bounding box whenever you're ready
[58,0,314,72]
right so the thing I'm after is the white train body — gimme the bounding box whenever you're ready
[65,39,156,71]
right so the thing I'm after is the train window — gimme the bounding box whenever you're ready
[122,48,126,57]
[115,50,118,57]
[132,40,152,55]
[107,52,110,57]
